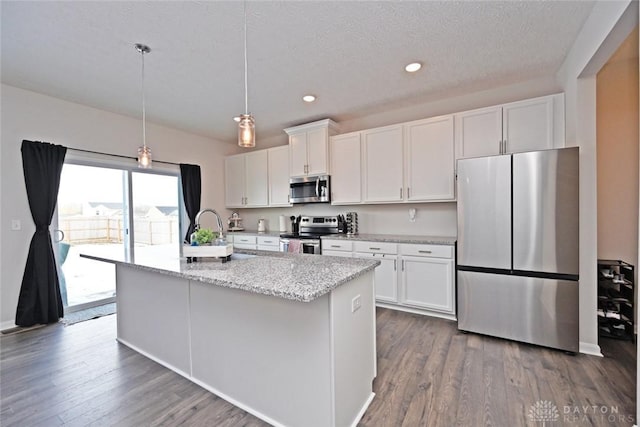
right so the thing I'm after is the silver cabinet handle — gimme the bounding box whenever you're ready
[331,245,341,248]
[498,140,502,154]
[394,259,397,270]
[407,187,411,199]
[402,260,405,271]
[400,188,403,198]
[369,247,381,251]
[503,140,507,153]
[418,250,432,254]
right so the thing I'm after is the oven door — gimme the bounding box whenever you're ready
[301,239,321,255]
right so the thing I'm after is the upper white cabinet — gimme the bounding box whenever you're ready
[362,124,404,203]
[404,116,455,202]
[224,150,268,208]
[455,93,565,160]
[330,132,362,204]
[267,146,291,207]
[285,119,339,177]
[225,154,246,208]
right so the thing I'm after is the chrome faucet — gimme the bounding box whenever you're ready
[195,209,224,239]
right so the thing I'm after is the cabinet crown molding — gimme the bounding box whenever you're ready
[284,119,340,135]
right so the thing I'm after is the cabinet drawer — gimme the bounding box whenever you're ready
[322,240,353,252]
[258,244,279,252]
[322,250,353,258]
[257,236,279,246]
[400,244,453,259]
[354,241,397,255]
[234,235,257,245]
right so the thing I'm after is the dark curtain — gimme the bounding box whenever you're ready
[15,140,67,326]
[180,163,202,243]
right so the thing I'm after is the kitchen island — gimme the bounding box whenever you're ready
[82,252,379,427]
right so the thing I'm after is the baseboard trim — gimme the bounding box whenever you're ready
[579,341,603,357]
[376,302,457,322]
[1,320,17,332]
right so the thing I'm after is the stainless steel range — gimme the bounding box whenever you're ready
[279,215,342,254]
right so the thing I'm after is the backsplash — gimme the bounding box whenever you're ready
[232,202,457,236]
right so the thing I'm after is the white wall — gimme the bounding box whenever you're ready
[0,84,240,329]
[556,0,638,356]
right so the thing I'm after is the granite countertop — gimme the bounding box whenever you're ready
[321,233,457,245]
[227,230,282,237]
[81,252,379,303]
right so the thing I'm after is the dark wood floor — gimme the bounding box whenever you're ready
[1,308,635,427]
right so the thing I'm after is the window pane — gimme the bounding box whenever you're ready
[132,172,180,263]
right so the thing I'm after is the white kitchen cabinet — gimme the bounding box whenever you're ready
[285,119,339,177]
[244,150,269,207]
[257,235,279,252]
[362,124,404,203]
[455,93,565,160]
[233,234,257,250]
[404,116,455,201]
[330,132,362,204]
[225,154,246,208]
[268,146,292,207]
[454,106,502,159]
[354,252,398,303]
[401,255,454,314]
[322,239,353,253]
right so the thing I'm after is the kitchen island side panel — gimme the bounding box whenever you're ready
[189,281,333,427]
[116,266,191,375]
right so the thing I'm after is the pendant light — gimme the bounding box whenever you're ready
[238,1,255,148]
[135,43,152,168]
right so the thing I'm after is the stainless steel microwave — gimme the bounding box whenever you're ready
[289,175,330,204]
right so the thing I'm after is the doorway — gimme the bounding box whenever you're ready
[54,161,181,312]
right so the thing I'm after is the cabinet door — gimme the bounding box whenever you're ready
[502,95,555,154]
[362,125,403,202]
[405,116,455,201]
[454,106,502,159]
[224,155,245,208]
[268,146,291,206]
[402,256,454,314]
[289,133,308,177]
[306,127,329,175]
[330,133,361,204]
[355,252,398,303]
[244,150,269,207]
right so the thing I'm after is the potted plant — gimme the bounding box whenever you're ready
[192,228,215,245]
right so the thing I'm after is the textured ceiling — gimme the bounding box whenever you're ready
[1,1,596,143]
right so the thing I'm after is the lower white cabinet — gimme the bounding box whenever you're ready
[401,256,454,314]
[257,235,279,252]
[354,253,398,303]
[233,234,257,250]
[323,239,456,319]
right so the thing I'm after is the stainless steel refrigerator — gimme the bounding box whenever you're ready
[456,147,579,352]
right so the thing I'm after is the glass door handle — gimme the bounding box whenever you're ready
[53,229,65,243]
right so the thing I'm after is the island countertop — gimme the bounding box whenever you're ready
[82,252,379,303]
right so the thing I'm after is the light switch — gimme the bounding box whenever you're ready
[11,220,21,231]
[408,208,416,222]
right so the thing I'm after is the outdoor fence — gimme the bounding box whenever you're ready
[59,216,178,245]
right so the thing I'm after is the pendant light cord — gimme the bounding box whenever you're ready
[141,48,147,149]
[243,0,248,115]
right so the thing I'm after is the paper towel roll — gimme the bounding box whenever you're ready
[279,215,287,232]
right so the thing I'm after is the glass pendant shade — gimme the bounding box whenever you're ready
[238,114,255,148]
[137,145,152,168]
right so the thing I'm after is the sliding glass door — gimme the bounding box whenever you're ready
[54,161,181,311]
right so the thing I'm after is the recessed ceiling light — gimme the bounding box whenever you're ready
[405,62,422,73]
[302,95,316,103]
[233,116,241,122]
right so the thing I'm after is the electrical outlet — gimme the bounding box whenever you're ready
[351,295,361,313]
[409,208,416,222]
[11,220,21,231]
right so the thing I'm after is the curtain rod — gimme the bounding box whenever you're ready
[66,147,180,166]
